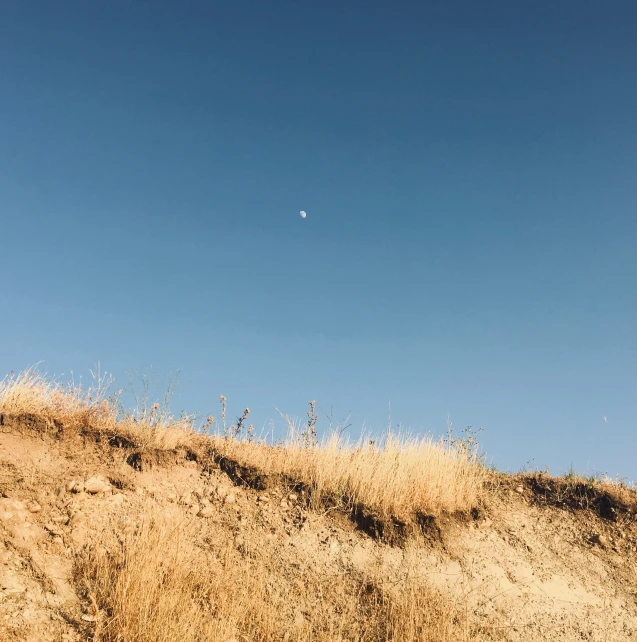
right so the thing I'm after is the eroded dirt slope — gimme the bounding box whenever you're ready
[1,422,637,641]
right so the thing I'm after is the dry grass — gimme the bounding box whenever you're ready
[0,369,486,520]
[0,368,198,450]
[0,367,108,431]
[212,433,486,519]
[78,507,471,642]
[4,367,636,641]
[5,368,634,522]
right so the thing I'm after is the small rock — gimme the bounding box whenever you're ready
[85,477,109,494]
[189,504,200,515]
[110,493,126,505]
[514,485,524,494]
[180,494,195,507]
[216,486,228,499]
[166,493,178,503]
[288,493,298,502]
[71,525,89,545]
[66,480,76,492]
[224,493,236,505]
[591,533,608,548]
[51,514,69,524]
[193,488,204,499]
[70,512,86,526]
[257,494,270,503]
[81,614,96,623]
[72,482,85,494]
[44,523,63,536]
[198,506,215,518]
[27,500,42,513]
[280,500,289,509]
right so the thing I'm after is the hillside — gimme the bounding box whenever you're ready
[1,372,636,641]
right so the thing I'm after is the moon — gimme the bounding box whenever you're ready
[300,211,307,219]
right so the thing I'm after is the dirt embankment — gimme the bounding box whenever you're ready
[1,415,637,642]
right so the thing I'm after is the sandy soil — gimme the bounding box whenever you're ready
[1,424,636,641]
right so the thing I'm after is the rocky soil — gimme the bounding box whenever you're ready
[1,421,637,641]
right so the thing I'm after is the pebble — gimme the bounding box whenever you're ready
[70,512,86,526]
[514,485,524,494]
[288,493,298,502]
[591,533,608,548]
[224,493,236,505]
[71,525,89,545]
[44,523,63,536]
[198,506,215,518]
[85,477,109,494]
[51,514,69,524]
[27,500,42,513]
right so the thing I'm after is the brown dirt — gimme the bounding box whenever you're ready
[1,417,637,641]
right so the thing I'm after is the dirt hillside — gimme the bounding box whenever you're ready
[1,411,637,641]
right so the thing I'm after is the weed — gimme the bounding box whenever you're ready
[303,399,319,446]
[219,395,227,436]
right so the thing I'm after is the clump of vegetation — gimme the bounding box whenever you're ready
[79,508,472,642]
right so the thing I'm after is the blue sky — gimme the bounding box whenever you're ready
[1,1,635,479]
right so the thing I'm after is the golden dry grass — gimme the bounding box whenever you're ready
[79,507,470,642]
[3,368,636,641]
[3,368,634,520]
[0,368,198,450]
[211,433,486,519]
[0,369,487,520]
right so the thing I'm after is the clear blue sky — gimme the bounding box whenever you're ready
[1,1,635,479]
